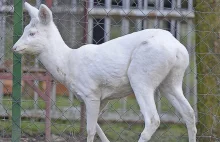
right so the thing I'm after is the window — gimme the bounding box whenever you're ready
[147,19,156,29]
[129,18,137,33]
[112,0,122,7]
[94,0,105,7]
[164,0,172,8]
[181,0,188,9]
[130,0,138,8]
[162,20,171,31]
[92,18,105,44]
[110,17,122,39]
[148,0,155,8]
[180,21,188,46]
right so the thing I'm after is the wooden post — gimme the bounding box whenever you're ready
[45,77,52,141]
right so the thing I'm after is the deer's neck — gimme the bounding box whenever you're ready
[38,32,74,84]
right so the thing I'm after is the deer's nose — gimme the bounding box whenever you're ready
[12,46,18,51]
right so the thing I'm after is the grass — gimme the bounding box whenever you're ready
[0,94,190,141]
[2,95,81,110]
[1,93,195,116]
[0,119,188,142]
[0,94,192,141]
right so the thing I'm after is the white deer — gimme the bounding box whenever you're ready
[13,2,197,142]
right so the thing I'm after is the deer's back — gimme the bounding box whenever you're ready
[74,29,187,100]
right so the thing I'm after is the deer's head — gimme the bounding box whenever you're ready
[12,2,54,55]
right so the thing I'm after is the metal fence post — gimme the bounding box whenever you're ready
[12,0,23,141]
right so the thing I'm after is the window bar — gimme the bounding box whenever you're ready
[70,13,76,47]
[104,0,111,42]
[71,0,77,8]
[155,0,160,9]
[136,0,143,31]
[138,0,142,9]
[154,19,159,29]
[170,20,176,35]
[105,0,111,9]
[159,0,164,29]
[143,0,148,9]
[176,0,181,40]
[89,0,94,8]
[142,0,148,29]
[105,18,111,42]
[177,0,181,10]
[121,20,129,35]
[170,0,176,35]
[176,20,181,41]
[87,17,94,44]
[136,19,142,31]
[153,0,160,28]
[172,0,176,10]
[160,0,164,10]
[123,0,130,9]
[188,0,193,11]
[121,0,129,35]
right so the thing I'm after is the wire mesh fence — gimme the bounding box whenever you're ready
[0,0,219,141]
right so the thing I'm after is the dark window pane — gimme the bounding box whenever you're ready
[148,0,155,8]
[131,0,138,8]
[164,0,172,8]
[181,0,188,9]
[112,0,122,7]
[94,0,105,7]
[93,19,105,44]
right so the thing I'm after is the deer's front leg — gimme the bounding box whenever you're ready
[85,99,100,142]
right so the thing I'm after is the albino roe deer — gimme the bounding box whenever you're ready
[12,2,197,142]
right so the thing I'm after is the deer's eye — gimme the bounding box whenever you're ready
[29,32,35,36]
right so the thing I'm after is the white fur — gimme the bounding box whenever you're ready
[13,3,197,142]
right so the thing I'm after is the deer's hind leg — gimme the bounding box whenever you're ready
[128,82,159,142]
[127,46,174,142]
[159,67,197,142]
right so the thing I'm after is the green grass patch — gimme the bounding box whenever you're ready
[0,119,187,142]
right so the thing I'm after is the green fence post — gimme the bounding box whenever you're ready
[12,0,23,141]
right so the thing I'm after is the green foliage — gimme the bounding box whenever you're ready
[195,0,220,141]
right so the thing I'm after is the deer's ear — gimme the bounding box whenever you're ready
[38,4,53,25]
[24,2,39,19]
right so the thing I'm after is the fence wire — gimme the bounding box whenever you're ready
[0,0,219,141]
